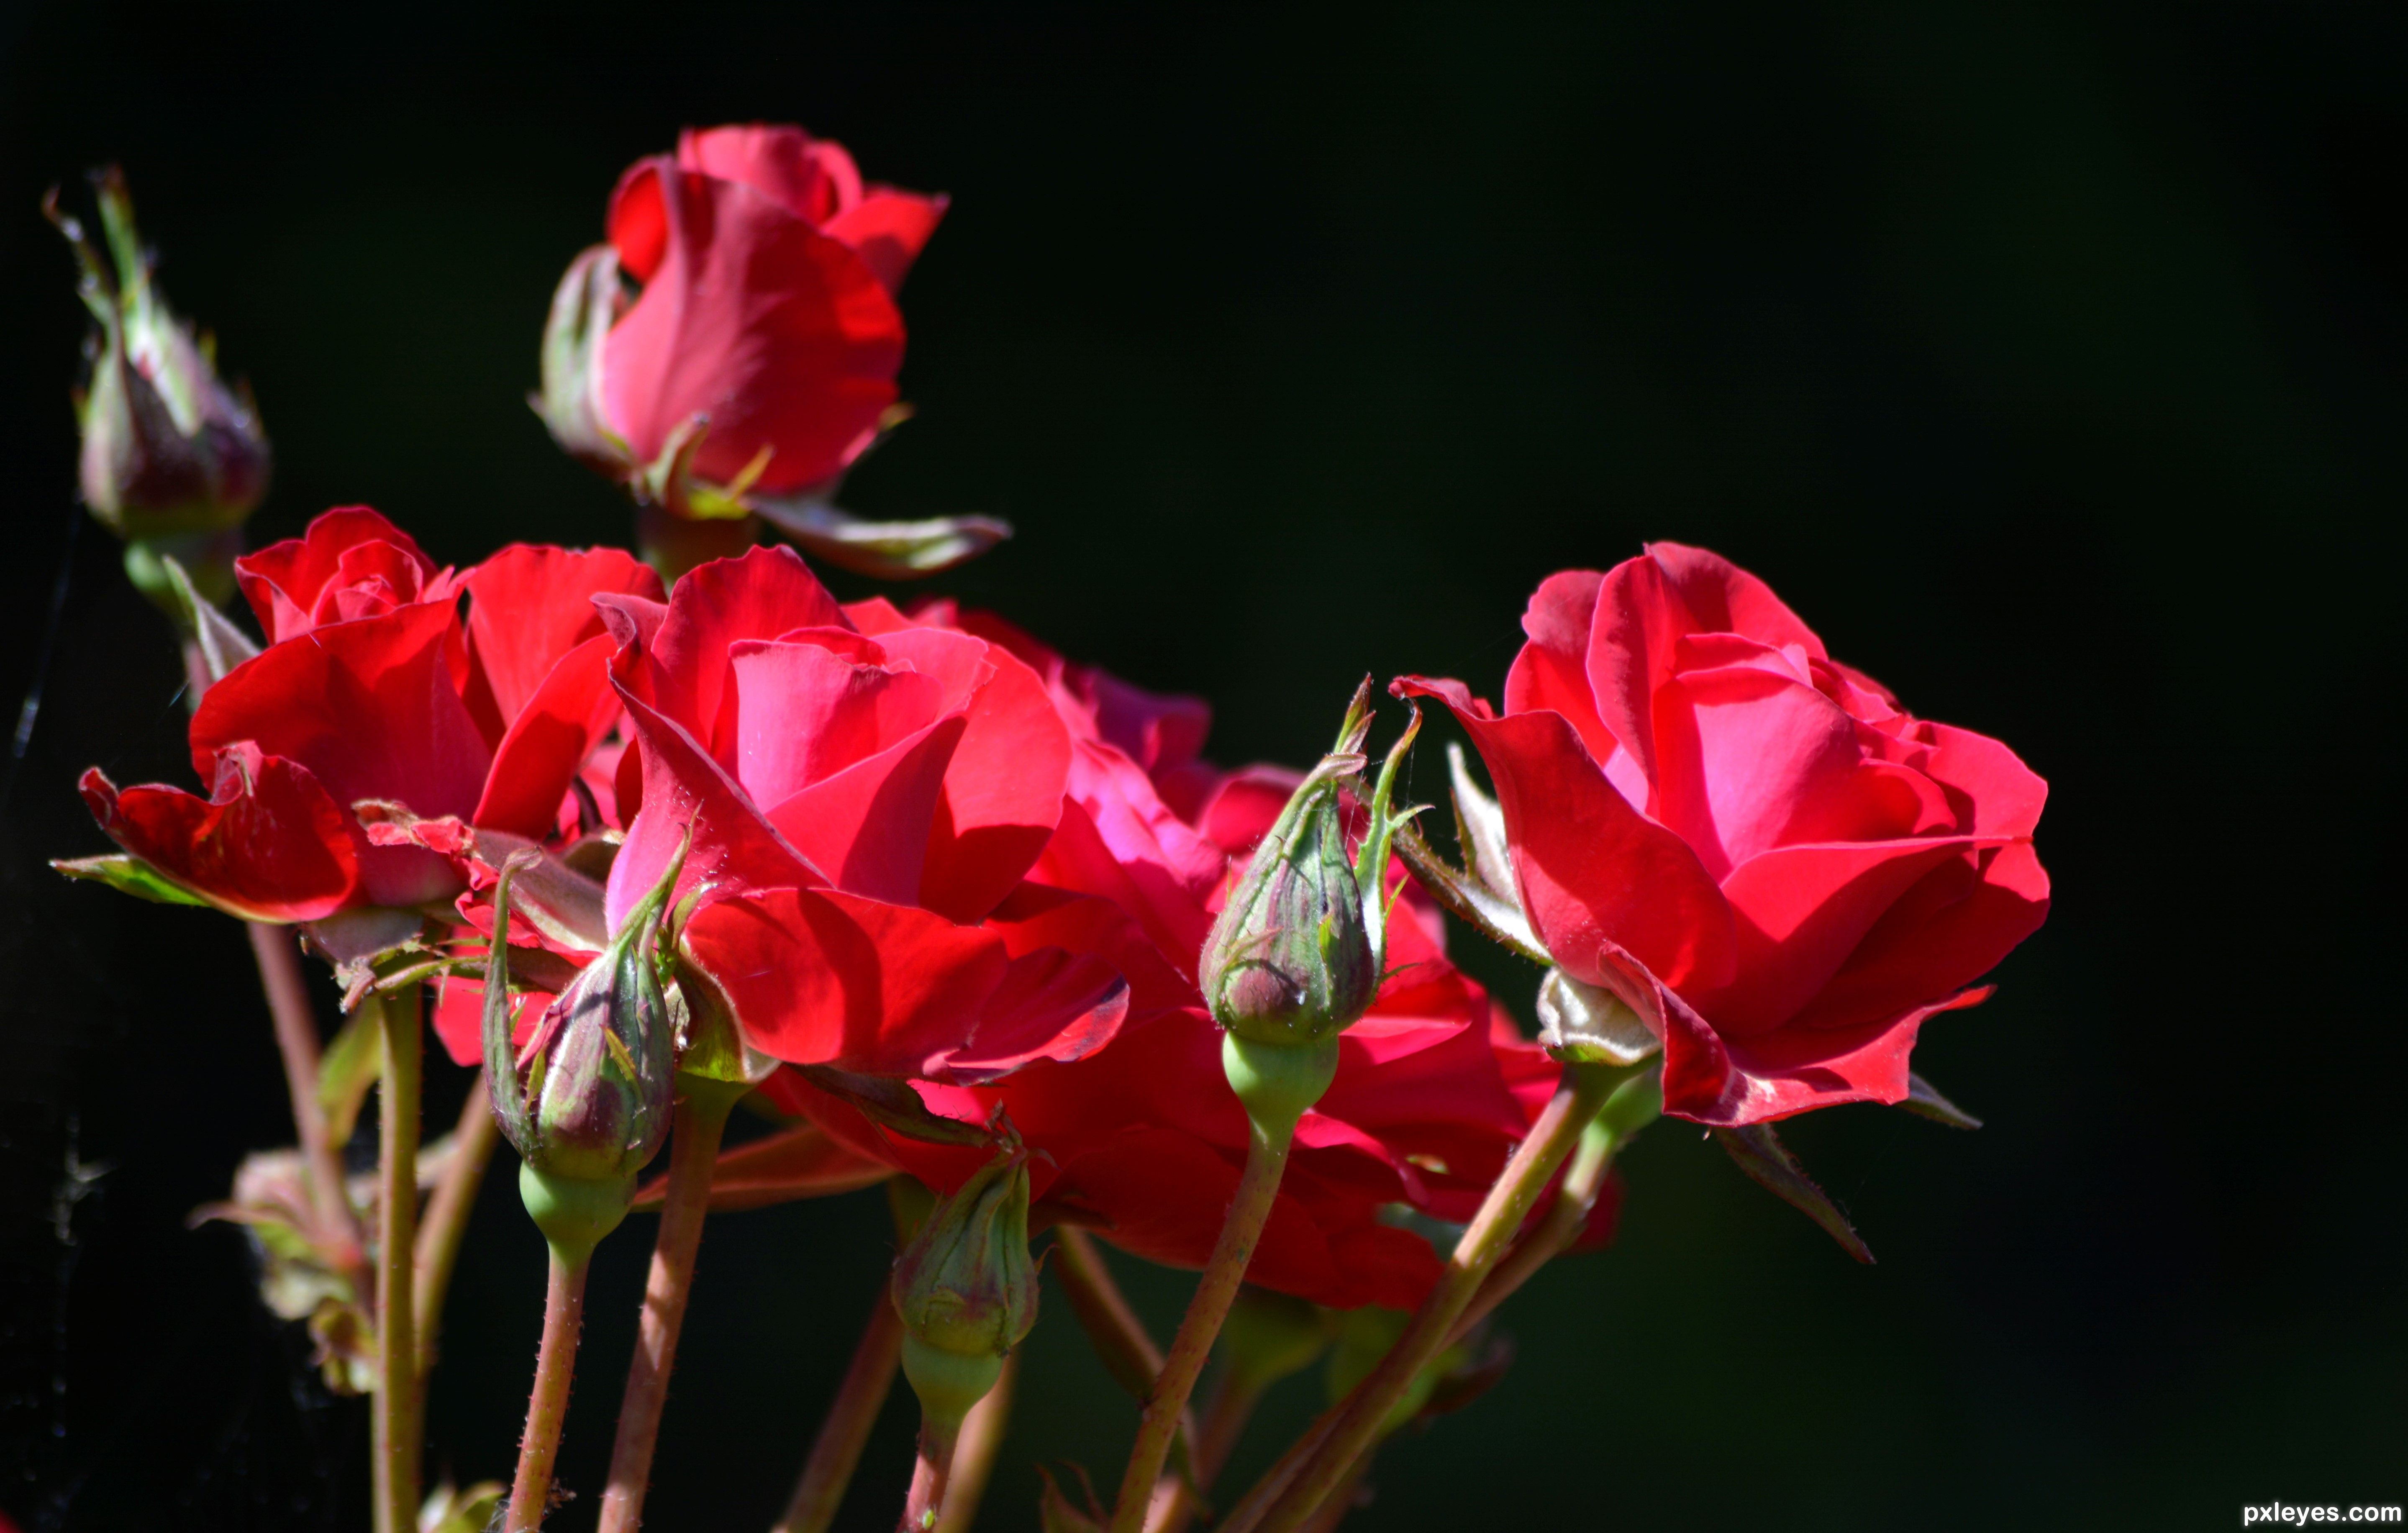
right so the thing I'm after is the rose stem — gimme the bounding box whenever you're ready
[594,1081,741,1533]
[414,1072,500,1376]
[1108,1106,1303,1533]
[1208,1403,1343,1533]
[1441,1110,1619,1352]
[247,921,367,1288]
[372,982,425,1533]
[1146,1366,1272,1533]
[1244,1062,1618,1533]
[933,1350,1017,1533]
[900,1418,959,1533]
[1295,1445,1377,1533]
[507,1244,592,1532]
[772,1284,904,1533]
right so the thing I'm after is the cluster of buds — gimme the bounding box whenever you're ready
[1200,682,1421,1125]
[45,168,269,613]
[482,843,685,1258]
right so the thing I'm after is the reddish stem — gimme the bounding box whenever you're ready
[899,1420,958,1533]
[775,1288,905,1533]
[1108,1110,1298,1532]
[507,1247,592,1532]
[246,921,366,1290]
[596,1084,738,1533]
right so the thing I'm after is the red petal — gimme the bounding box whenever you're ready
[641,545,848,765]
[192,603,487,909]
[823,189,949,294]
[1643,542,1827,657]
[472,634,621,839]
[677,123,860,226]
[235,506,439,645]
[1690,838,1979,1035]
[604,688,821,931]
[464,544,660,725]
[763,714,965,905]
[601,165,903,493]
[79,751,359,922]
[1396,680,1734,994]
[876,630,1069,923]
[681,887,1005,1073]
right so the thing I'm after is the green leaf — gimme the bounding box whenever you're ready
[1713,1121,1876,1264]
[51,854,211,908]
[1899,1072,1983,1130]
[317,1004,381,1150]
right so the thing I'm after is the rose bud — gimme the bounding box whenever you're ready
[890,1148,1040,1435]
[44,167,269,613]
[538,124,1011,581]
[483,843,682,1257]
[1202,683,1421,1125]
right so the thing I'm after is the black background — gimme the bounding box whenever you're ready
[1,3,2401,1530]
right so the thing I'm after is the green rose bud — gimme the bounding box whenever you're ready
[890,1151,1040,1433]
[44,168,268,610]
[483,843,682,1256]
[1200,761,1377,1049]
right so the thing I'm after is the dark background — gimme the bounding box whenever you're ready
[0,3,2401,1529]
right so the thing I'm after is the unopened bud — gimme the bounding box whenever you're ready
[45,168,268,610]
[1201,761,1376,1050]
[890,1151,1039,1432]
[484,844,682,1255]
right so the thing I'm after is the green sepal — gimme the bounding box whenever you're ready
[1899,1072,1982,1130]
[480,849,541,1156]
[753,494,1014,580]
[1391,818,1549,964]
[1713,1120,1875,1264]
[51,853,210,908]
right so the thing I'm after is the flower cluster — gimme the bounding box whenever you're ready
[49,131,2048,1533]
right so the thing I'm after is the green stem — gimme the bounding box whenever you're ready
[934,1350,1016,1533]
[636,504,759,585]
[415,1071,500,1377]
[507,1245,592,1532]
[372,984,424,1533]
[1444,1112,1618,1349]
[773,1285,905,1533]
[597,1082,742,1533]
[1146,1371,1270,1533]
[1244,1062,1619,1533]
[1108,1109,1303,1531]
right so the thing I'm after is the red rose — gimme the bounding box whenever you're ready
[549,124,945,502]
[590,546,1123,1082]
[1398,542,2049,1127]
[77,508,659,940]
[765,613,1560,1310]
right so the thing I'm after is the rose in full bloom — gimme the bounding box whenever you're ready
[539,124,946,510]
[1398,543,2049,1127]
[74,508,659,949]
[569,546,1125,1083]
[761,613,1561,1311]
